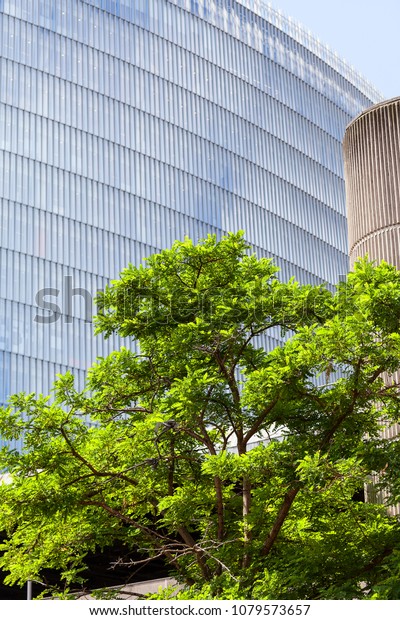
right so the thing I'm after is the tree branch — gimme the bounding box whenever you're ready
[59,426,138,485]
[244,397,279,445]
[178,527,212,581]
[260,487,300,557]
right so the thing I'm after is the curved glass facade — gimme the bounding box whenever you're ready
[0,0,381,430]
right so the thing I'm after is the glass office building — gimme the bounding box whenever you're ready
[0,0,381,432]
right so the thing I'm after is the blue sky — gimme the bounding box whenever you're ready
[271,0,399,100]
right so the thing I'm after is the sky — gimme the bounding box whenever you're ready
[270,0,400,100]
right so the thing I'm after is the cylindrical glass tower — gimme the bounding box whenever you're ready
[344,97,400,459]
[344,96,400,268]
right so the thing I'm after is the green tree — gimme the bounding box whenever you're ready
[1,232,400,599]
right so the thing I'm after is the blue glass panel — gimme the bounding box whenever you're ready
[0,0,382,448]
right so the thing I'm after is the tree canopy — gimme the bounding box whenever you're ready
[1,232,400,599]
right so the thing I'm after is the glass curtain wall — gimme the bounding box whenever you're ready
[0,0,381,445]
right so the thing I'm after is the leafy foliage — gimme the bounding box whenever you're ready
[1,232,400,599]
